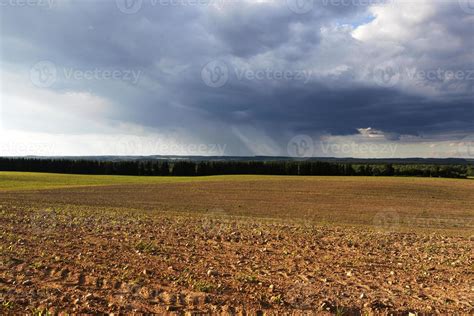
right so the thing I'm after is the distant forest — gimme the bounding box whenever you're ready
[0,158,472,179]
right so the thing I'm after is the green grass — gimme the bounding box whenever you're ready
[0,172,179,191]
[0,171,471,192]
[193,280,215,293]
[0,171,299,191]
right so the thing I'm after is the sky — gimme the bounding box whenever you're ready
[0,0,473,158]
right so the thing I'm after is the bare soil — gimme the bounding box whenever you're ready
[1,177,473,314]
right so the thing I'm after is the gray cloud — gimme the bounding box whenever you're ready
[0,0,473,156]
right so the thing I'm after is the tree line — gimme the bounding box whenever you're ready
[0,158,471,178]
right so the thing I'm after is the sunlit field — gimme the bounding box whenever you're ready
[1,172,473,314]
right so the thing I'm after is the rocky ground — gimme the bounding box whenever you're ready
[1,206,472,315]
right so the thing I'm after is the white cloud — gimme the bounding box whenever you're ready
[357,127,386,138]
[1,70,112,133]
[352,1,436,43]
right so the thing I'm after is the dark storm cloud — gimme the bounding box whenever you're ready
[1,0,473,155]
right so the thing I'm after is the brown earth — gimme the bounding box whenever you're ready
[1,177,473,314]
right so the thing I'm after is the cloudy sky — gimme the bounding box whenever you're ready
[1,0,473,158]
